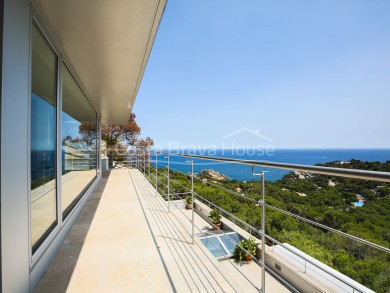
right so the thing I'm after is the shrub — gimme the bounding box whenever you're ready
[209,208,222,223]
[233,237,259,263]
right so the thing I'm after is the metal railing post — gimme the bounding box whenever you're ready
[253,166,266,293]
[165,155,170,212]
[186,157,195,244]
[148,151,151,182]
[261,171,266,293]
[143,150,146,175]
[191,159,194,244]
[155,154,158,196]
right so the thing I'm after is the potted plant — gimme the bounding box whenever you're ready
[185,196,192,209]
[233,237,259,263]
[209,208,222,230]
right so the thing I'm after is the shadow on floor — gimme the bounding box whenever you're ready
[33,171,111,293]
[129,170,239,293]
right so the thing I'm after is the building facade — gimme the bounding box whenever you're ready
[0,0,166,291]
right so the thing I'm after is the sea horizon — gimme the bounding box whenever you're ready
[152,148,390,182]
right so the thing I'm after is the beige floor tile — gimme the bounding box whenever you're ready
[34,169,290,293]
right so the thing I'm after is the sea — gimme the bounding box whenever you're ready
[152,149,390,182]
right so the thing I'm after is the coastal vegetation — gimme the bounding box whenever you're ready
[148,159,390,292]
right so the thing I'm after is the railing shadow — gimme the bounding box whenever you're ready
[129,169,241,293]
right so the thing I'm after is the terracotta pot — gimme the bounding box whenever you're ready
[186,203,192,210]
[244,253,253,262]
[212,222,221,230]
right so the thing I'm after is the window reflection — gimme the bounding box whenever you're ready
[31,23,58,253]
[62,64,97,219]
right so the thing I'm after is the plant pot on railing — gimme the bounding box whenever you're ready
[244,252,253,262]
[209,208,222,230]
[233,237,259,263]
[212,222,221,230]
[185,197,192,210]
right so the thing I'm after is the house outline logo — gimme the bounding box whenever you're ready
[223,127,273,142]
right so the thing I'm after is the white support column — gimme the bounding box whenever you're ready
[1,0,31,291]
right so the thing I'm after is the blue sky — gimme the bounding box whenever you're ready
[134,0,390,149]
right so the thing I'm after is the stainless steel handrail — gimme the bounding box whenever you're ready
[140,157,360,292]
[129,151,390,292]
[144,163,364,293]
[136,168,266,291]
[148,152,390,254]
[153,151,390,183]
[131,151,377,293]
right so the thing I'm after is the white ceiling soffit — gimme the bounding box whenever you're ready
[34,0,166,124]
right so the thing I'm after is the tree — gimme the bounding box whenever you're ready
[135,137,154,161]
[135,137,154,150]
[78,124,97,146]
[79,113,150,167]
[100,113,142,167]
[101,113,141,148]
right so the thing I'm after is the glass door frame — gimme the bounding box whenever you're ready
[29,6,101,266]
[29,12,62,264]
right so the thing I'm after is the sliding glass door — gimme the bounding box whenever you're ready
[30,23,58,254]
[30,21,99,256]
[61,64,97,219]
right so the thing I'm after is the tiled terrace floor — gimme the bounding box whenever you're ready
[34,169,290,293]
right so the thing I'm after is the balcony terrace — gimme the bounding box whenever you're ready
[34,150,390,293]
[34,169,289,293]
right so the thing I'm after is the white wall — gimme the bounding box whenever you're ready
[1,0,31,291]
